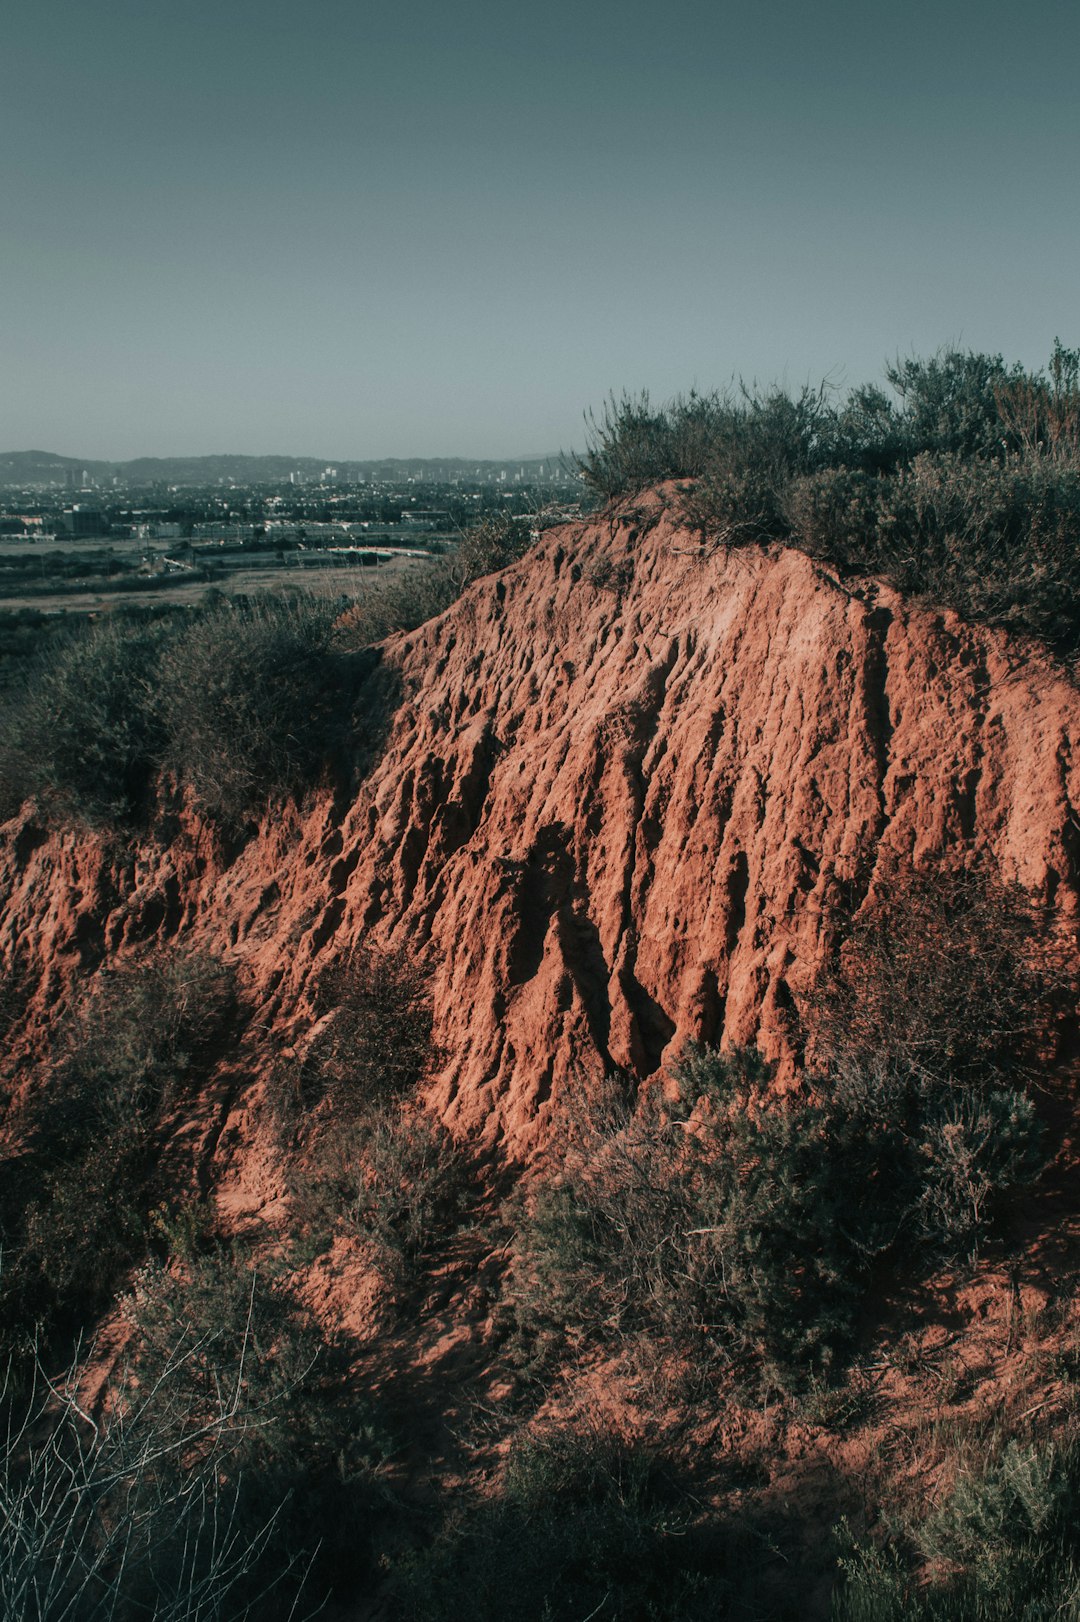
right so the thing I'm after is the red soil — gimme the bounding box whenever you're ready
[3,488,1080,1175]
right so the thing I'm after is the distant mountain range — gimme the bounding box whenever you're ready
[0,449,576,487]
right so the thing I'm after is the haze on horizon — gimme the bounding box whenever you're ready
[3,0,1077,463]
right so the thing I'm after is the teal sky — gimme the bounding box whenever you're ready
[2,0,1078,460]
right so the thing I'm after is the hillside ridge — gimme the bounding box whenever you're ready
[2,489,1079,1176]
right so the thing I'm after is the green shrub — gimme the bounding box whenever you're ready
[579,385,832,522]
[156,594,341,823]
[785,452,1080,654]
[269,947,471,1279]
[507,870,1049,1388]
[881,349,1025,461]
[833,1440,1080,1619]
[0,591,392,831]
[123,1251,392,1613]
[388,1417,776,1622]
[809,868,1054,1089]
[508,1052,877,1387]
[995,338,1080,462]
[0,953,235,1365]
[0,613,169,824]
[576,344,1080,661]
[308,944,437,1109]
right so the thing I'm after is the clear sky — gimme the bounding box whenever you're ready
[2,0,1078,460]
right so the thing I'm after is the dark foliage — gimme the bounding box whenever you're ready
[0,592,401,831]
[389,1417,795,1622]
[123,1251,393,1615]
[269,947,472,1280]
[155,594,341,824]
[0,953,236,1368]
[0,614,169,825]
[311,944,438,1107]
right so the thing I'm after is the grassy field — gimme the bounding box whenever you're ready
[0,546,428,613]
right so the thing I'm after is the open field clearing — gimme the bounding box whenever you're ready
[0,548,430,613]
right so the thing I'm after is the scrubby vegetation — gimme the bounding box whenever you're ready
[0,612,171,825]
[388,1416,796,1621]
[334,556,460,644]
[154,594,343,823]
[579,343,1080,658]
[0,592,400,828]
[834,1439,1080,1619]
[270,946,474,1283]
[0,952,236,1370]
[508,1040,1040,1391]
[0,853,1073,1619]
[0,1248,393,1622]
[0,513,536,832]
[120,1251,394,1614]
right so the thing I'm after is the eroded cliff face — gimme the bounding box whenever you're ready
[3,489,1080,1162]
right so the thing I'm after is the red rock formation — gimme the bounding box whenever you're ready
[3,490,1079,1159]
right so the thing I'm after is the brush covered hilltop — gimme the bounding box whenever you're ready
[2,348,1080,1620]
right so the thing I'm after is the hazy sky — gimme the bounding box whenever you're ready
[3,0,1078,459]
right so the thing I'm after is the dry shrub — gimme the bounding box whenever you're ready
[807,866,1066,1090]
[0,952,236,1366]
[334,558,460,645]
[269,947,472,1280]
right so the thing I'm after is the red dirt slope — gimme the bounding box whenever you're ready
[3,489,1079,1159]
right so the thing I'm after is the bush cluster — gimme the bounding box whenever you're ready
[0,952,235,1367]
[578,343,1080,657]
[834,1439,1080,1619]
[0,592,374,828]
[509,1048,1039,1390]
[270,947,472,1280]
[388,1417,783,1622]
[292,1099,472,1282]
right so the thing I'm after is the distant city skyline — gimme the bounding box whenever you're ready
[3,0,1078,460]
